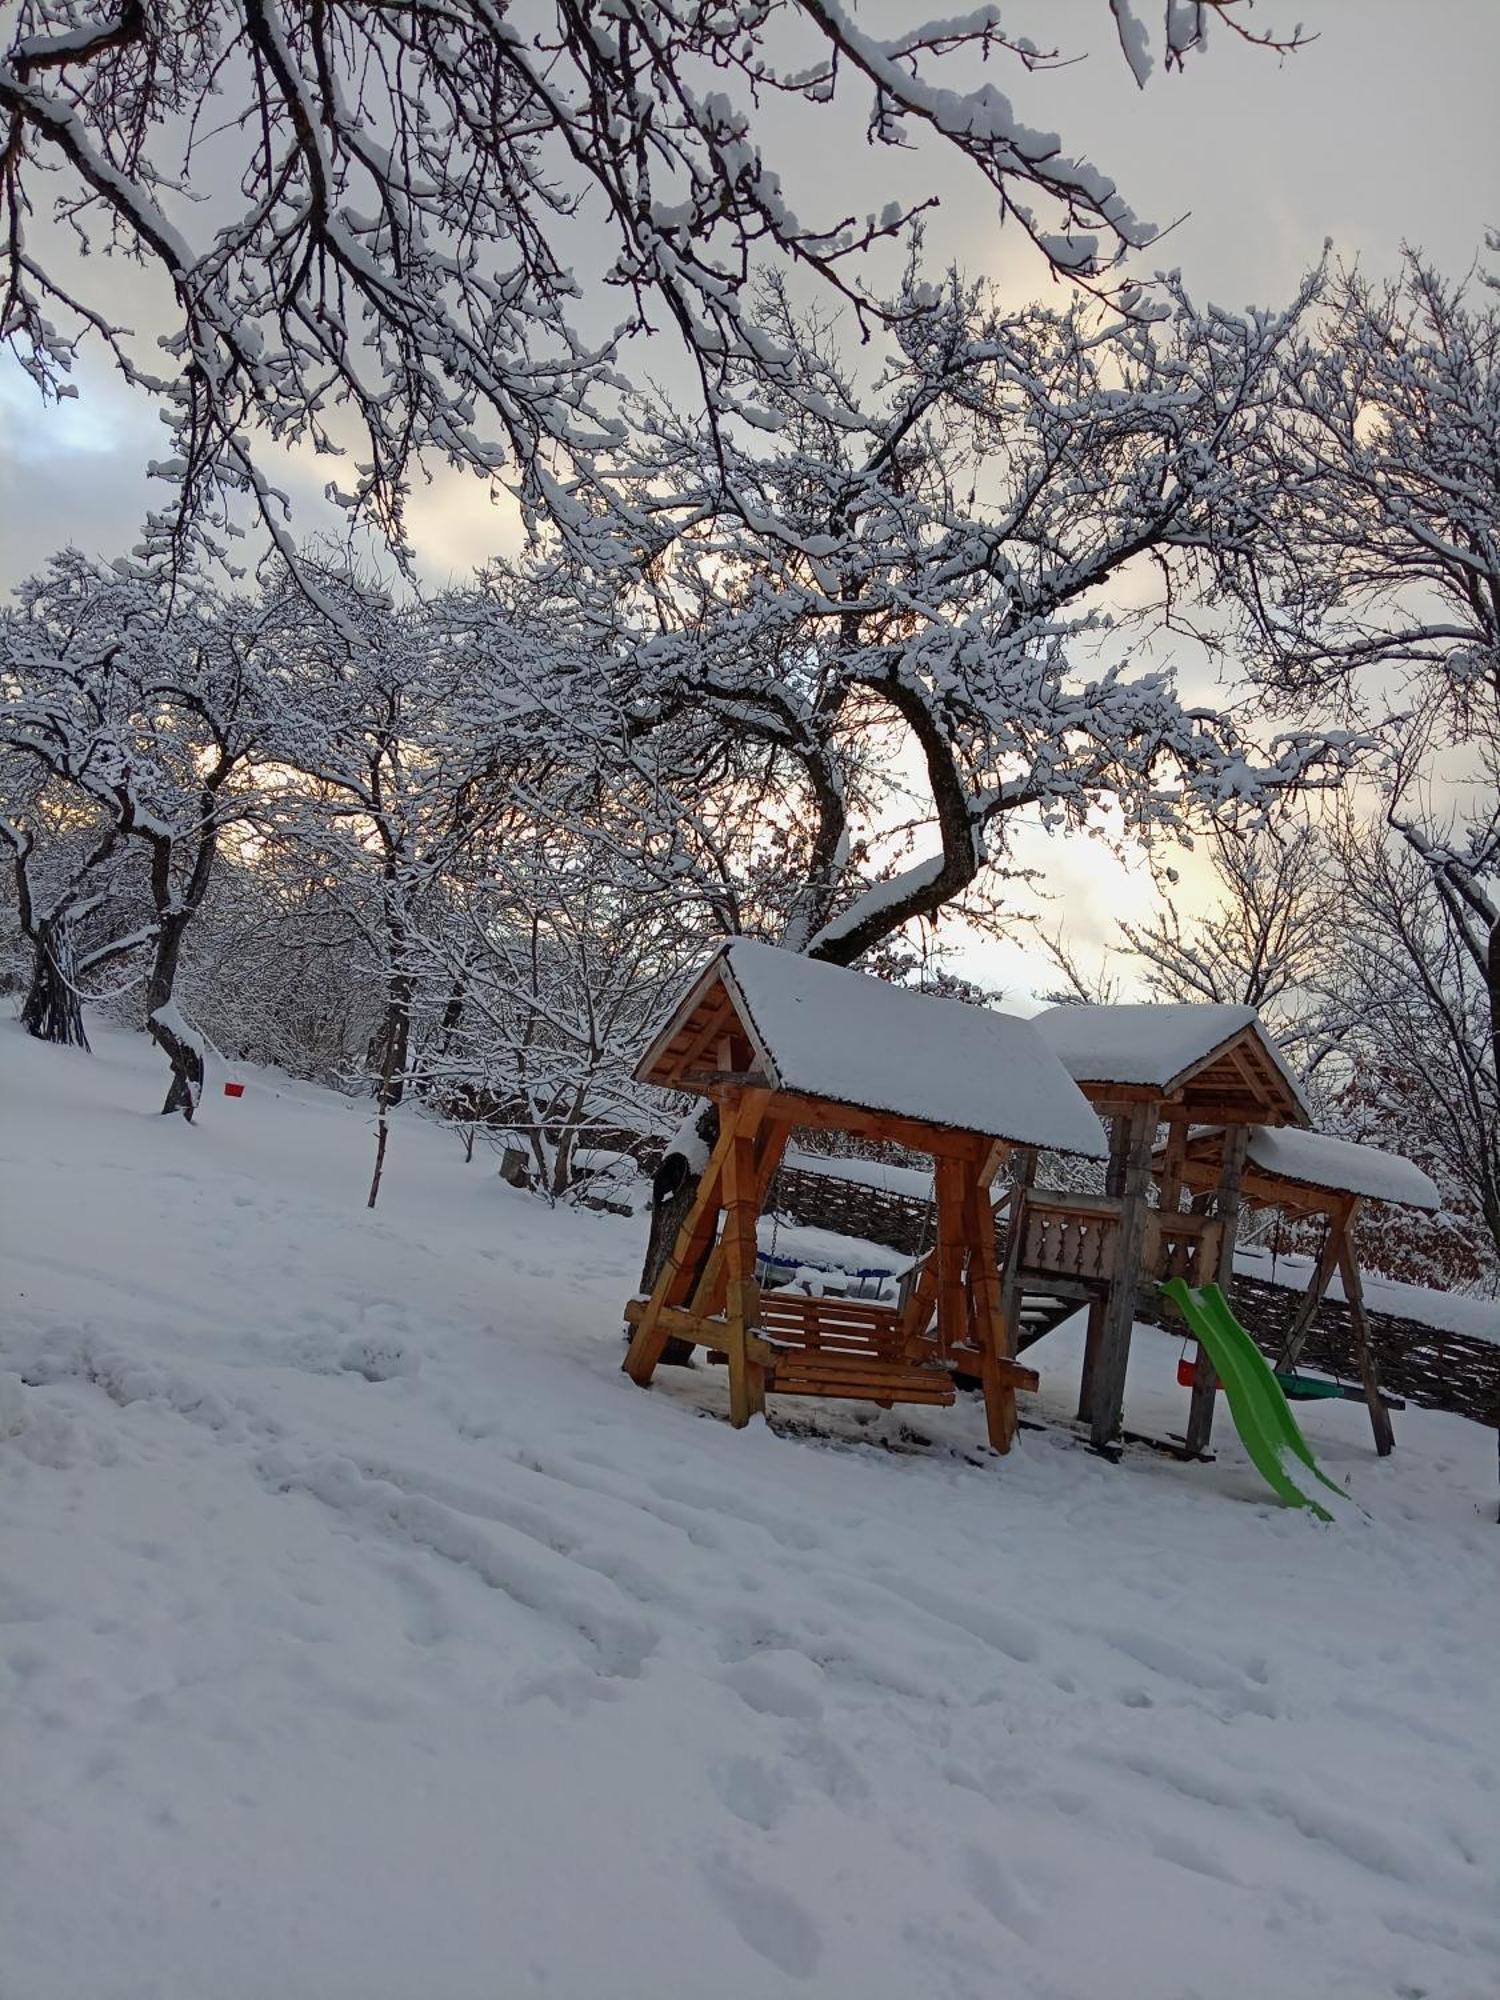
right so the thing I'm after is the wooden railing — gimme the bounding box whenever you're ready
[1006,1194,1225,1292]
[1013,1193,1122,1284]
[1143,1211,1224,1287]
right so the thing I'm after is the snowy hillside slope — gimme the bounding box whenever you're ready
[2,1022,1497,2000]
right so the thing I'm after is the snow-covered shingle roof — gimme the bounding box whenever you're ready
[639,941,1109,1160]
[1031,1000,1310,1122]
[1241,1126,1442,1212]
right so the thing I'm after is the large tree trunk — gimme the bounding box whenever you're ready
[146,914,203,1119]
[368,974,414,1109]
[21,917,89,1050]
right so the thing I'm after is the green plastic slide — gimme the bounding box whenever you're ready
[1161,1278,1348,1523]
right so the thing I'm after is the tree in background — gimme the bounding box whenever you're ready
[0,552,265,1114]
[2,3,1306,564]
[573,265,1354,973]
[1227,247,1500,1283]
[1116,816,1341,1068]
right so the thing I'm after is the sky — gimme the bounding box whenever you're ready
[2,0,1497,1000]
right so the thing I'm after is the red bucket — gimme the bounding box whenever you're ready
[223,1082,245,1098]
[1176,1355,1198,1390]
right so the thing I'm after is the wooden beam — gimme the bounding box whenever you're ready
[622,1298,776,1368]
[1183,1122,1249,1456]
[965,1160,1020,1452]
[1085,1101,1159,1448]
[688,1114,792,1320]
[731,1087,991,1162]
[933,1157,971,1367]
[720,1091,770,1427]
[1156,1119,1188,1217]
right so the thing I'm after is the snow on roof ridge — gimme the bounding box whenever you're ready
[1031,997,1309,1114]
[1243,1125,1442,1212]
[671,939,1109,1159]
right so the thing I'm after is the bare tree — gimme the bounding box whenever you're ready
[1119,816,1341,1063]
[1321,810,1498,1287]
[1229,247,1500,1271]
[0,752,151,1047]
[3,3,1307,562]
[0,551,263,1113]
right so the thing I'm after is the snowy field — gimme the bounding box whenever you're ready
[2,1021,1497,2000]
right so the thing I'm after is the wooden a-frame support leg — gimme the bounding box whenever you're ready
[1337,1219,1395,1457]
[622,1117,739,1387]
[1277,1220,1341,1373]
[688,1116,792,1321]
[963,1163,1017,1453]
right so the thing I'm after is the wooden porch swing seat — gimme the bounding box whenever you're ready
[621,942,1109,1451]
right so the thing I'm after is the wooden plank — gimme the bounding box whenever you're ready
[1183,1123,1249,1455]
[770,1380,957,1406]
[757,1296,901,1327]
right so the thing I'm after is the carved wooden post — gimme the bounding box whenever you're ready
[1086,1101,1157,1449]
[1184,1123,1250,1456]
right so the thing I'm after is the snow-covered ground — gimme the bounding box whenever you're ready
[2,1021,1497,2000]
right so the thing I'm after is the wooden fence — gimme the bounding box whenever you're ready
[766,1162,934,1257]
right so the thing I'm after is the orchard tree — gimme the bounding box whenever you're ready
[1229,247,1500,1267]
[541,265,1367,1290]
[0,551,264,1112]
[574,266,1358,979]
[2,3,1307,560]
[0,747,152,1048]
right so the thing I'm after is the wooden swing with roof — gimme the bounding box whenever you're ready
[621,941,1109,1452]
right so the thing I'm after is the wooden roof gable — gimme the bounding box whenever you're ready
[636,941,1109,1160]
[1032,1001,1310,1127]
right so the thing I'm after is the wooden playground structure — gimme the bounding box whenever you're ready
[622,945,1443,1464]
[622,941,1107,1452]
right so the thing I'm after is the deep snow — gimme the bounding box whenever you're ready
[2,1021,1497,2000]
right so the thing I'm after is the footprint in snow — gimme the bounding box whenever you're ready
[699,1852,823,1980]
[960,1842,1040,1944]
[711,1754,792,1832]
[719,1651,825,1721]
